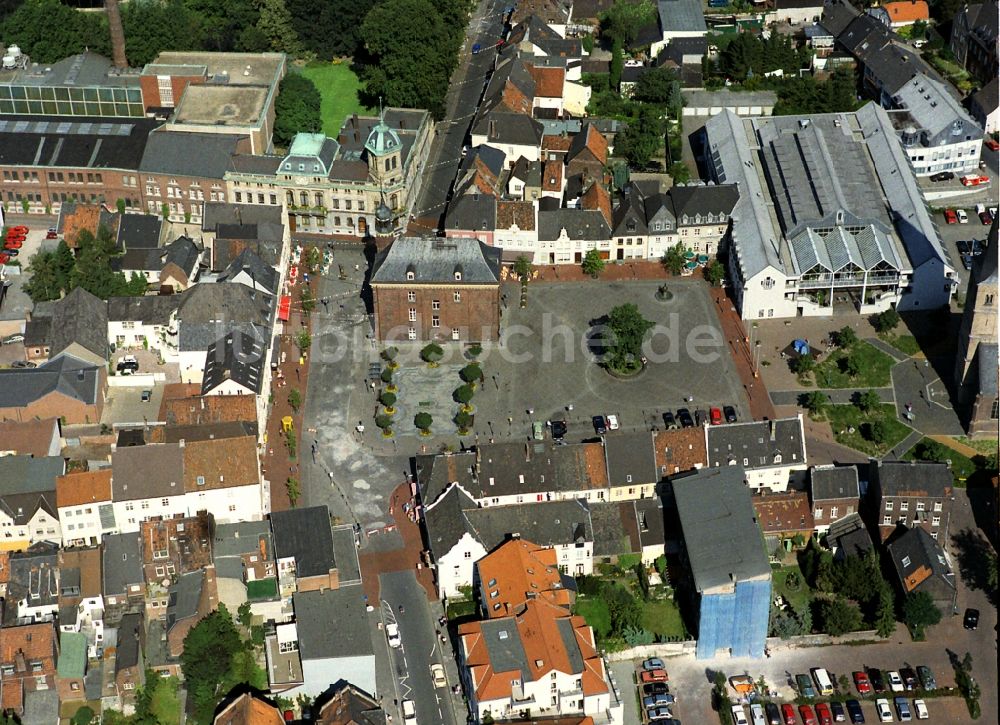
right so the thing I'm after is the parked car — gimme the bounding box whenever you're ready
[963,607,980,630]
[676,408,694,427]
[972,238,986,255]
[731,705,749,725]
[2,247,18,256]
[471,43,482,53]
[764,702,782,725]
[943,209,958,224]
[723,405,737,422]
[532,421,544,440]
[816,703,833,725]
[430,663,446,687]
[867,668,885,693]
[643,682,669,696]
[140,389,152,403]
[875,699,893,723]
[956,208,969,223]
[45,230,58,239]
[606,413,620,430]
[4,239,23,248]
[0,334,24,345]
[986,138,1000,151]
[830,701,846,722]
[386,622,401,648]
[750,703,767,725]
[662,410,678,429]
[915,666,936,691]
[961,253,974,270]
[799,705,818,725]
[899,667,917,691]
[592,415,607,434]
[550,419,567,440]
[957,239,973,255]
[887,670,904,692]
[979,209,993,225]
[781,703,797,725]
[643,693,675,707]
[796,673,817,699]
[710,407,723,425]
[845,699,866,724]
[8,226,27,234]
[640,669,668,683]
[960,174,990,186]
[893,696,911,721]
[401,699,417,725]
[647,706,674,722]
[929,171,955,182]
[10,360,36,368]
[0,253,9,265]
[912,699,928,720]
[642,658,665,671]
[853,671,872,694]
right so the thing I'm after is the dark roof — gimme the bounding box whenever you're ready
[111,443,184,501]
[166,570,204,632]
[270,506,336,577]
[139,130,246,178]
[0,354,101,408]
[869,459,953,498]
[656,37,708,66]
[49,287,108,362]
[445,194,497,233]
[978,342,998,397]
[201,202,284,233]
[827,513,874,560]
[657,0,707,34]
[415,451,478,507]
[212,520,273,579]
[154,236,201,278]
[116,214,163,251]
[821,0,861,36]
[776,0,824,8]
[220,248,279,294]
[671,466,771,591]
[0,115,157,170]
[212,237,284,271]
[103,533,144,595]
[156,420,257,444]
[537,209,611,241]
[293,588,373,660]
[970,76,998,114]
[887,525,956,594]
[706,416,806,470]
[604,432,659,485]
[473,111,545,147]
[810,465,860,501]
[107,295,180,325]
[176,283,272,351]
[633,497,666,551]
[116,613,143,672]
[201,330,266,395]
[24,318,51,348]
[371,237,502,284]
[669,183,740,221]
[588,501,639,557]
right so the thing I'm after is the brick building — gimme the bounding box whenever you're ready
[868,460,954,543]
[371,236,502,342]
[809,465,861,534]
[0,622,58,715]
[752,490,815,545]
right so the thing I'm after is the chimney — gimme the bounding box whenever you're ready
[104,0,128,70]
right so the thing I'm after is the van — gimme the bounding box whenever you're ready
[812,667,835,697]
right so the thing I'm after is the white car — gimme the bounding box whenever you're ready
[913,699,928,720]
[731,704,749,725]
[606,414,620,430]
[887,670,904,692]
[876,698,894,723]
[430,663,447,687]
[750,703,767,725]
[386,622,401,648]
[957,208,969,223]
[121,354,138,365]
[401,699,417,725]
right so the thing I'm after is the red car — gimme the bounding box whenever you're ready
[5,232,25,241]
[7,225,27,234]
[799,705,818,725]
[853,671,872,694]
[710,407,723,425]
[5,240,23,249]
[45,230,58,239]
[944,209,958,224]
[781,704,797,725]
[986,139,999,151]
[0,253,10,265]
[815,703,833,725]
[640,669,668,683]
[961,174,990,187]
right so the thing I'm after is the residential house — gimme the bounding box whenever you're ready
[7,543,60,624]
[0,622,58,715]
[201,202,287,274]
[494,200,538,255]
[56,631,88,704]
[672,466,771,659]
[0,455,63,550]
[370,236,502,343]
[164,568,217,657]
[868,459,953,542]
[444,194,497,245]
[775,0,825,25]
[472,112,544,164]
[566,124,608,184]
[809,465,861,534]
[705,416,808,492]
[882,0,929,27]
[630,497,667,565]
[56,203,121,251]
[138,513,214,629]
[314,682,388,725]
[968,77,999,134]
[0,354,105,424]
[652,427,708,478]
[536,207,612,264]
[101,533,145,624]
[158,386,258,427]
[201,332,267,398]
[752,491,815,555]
[0,419,61,458]
[474,538,574,618]
[951,0,998,84]
[219,248,280,296]
[110,443,186,533]
[508,157,543,201]
[457,599,618,724]
[107,295,181,359]
[46,287,109,367]
[670,183,738,256]
[214,691,285,725]
[826,512,875,561]
[270,506,338,600]
[652,0,708,57]
[113,613,145,705]
[604,432,660,500]
[57,546,105,658]
[455,146,507,198]
[423,484,594,597]
[56,470,115,547]
[212,520,278,617]
[887,525,957,614]
[130,236,202,292]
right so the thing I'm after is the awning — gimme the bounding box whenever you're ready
[278,295,291,321]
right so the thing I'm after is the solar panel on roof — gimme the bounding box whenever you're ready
[33,121,49,134]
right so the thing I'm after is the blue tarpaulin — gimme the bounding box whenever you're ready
[793,339,810,355]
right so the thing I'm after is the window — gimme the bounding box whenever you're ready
[885,501,893,511]
[161,498,169,506]
[931,516,941,526]
[883,516,892,525]
[464,551,472,559]
[432,316,440,328]
[933,501,942,511]
[235,191,242,203]
[407,327,416,340]
[916,502,925,511]
[453,291,462,303]
[900,501,909,511]
[901,555,911,567]
[125,502,134,511]
[408,308,416,322]
[814,507,823,519]
[432,300,440,310]
[407,291,416,302]
[452,328,460,340]
[830,506,838,518]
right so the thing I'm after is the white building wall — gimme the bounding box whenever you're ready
[59,504,110,546]
[905,138,982,176]
[436,533,488,598]
[471,135,540,164]
[899,257,956,311]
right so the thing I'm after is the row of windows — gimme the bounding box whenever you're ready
[885,500,942,512]
[0,99,144,117]
[0,84,142,103]
[883,516,941,529]
[405,327,462,340]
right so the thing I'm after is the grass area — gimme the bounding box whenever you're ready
[772,564,813,611]
[826,403,912,457]
[149,676,182,725]
[955,436,1000,458]
[641,598,687,640]
[813,341,895,389]
[905,438,979,485]
[923,52,975,92]
[246,577,278,601]
[878,332,921,356]
[446,598,477,620]
[300,61,374,137]
[573,596,611,637]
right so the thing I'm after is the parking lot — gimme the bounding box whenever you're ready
[934,204,994,291]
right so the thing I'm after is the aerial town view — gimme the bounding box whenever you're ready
[0,0,996,722]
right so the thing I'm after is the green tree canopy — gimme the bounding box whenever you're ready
[632,67,682,113]
[856,390,881,413]
[614,105,663,167]
[181,606,247,723]
[513,255,532,280]
[453,384,474,405]
[459,363,482,384]
[815,597,863,636]
[420,343,444,364]
[0,0,110,63]
[414,411,433,430]
[582,249,605,278]
[662,242,687,275]
[273,73,322,147]
[121,0,205,66]
[902,591,941,634]
[604,303,654,372]
[703,260,725,286]
[292,0,375,58]
[872,308,901,333]
[256,0,303,54]
[600,0,657,46]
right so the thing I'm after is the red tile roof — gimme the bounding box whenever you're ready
[581,182,612,226]
[752,491,814,536]
[496,201,536,231]
[0,419,59,457]
[884,0,929,22]
[542,160,563,192]
[528,65,565,97]
[56,470,113,509]
[476,539,571,618]
[653,428,708,475]
[542,135,572,152]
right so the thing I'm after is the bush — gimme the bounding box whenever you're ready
[286,477,301,507]
[414,412,433,431]
[453,384,475,405]
[459,363,482,384]
[835,326,858,348]
[420,343,444,364]
[287,388,302,412]
[379,391,397,409]
[467,343,483,358]
[375,414,393,429]
[454,410,472,433]
[871,308,901,333]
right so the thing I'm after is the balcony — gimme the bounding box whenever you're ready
[797,272,901,290]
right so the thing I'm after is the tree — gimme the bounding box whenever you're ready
[604,303,654,372]
[71,706,95,725]
[867,420,888,446]
[872,308,901,333]
[792,354,816,377]
[459,363,482,384]
[0,0,111,63]
[668,161,691,183]
[902,591,941,635]
[379,391,397,410]
[662,242,687,275]
[615,105,663,167]
[874,581,897,638]
[420,343,444,364]
[300,285,316,313]
[375,413,393,430]
[454,410,472,434]
[116,198,127,215]
[286,476,300,506]
[255,0,303,54]
[287,388,302,411]
[70,228,135,299]
[632,66,681,109]
[816,597,863,636]
[161,202,170,220]
[273,73,322,147]
[453,384,474,406]
[414,411,433,433]
[856,390,880,413]
[121,0,204,66]
[296,330,312,353]
[802,391,827,417]
[843,351,862,378]
[582,249,605,278]
[513,255,532,281]
[291,0,374,58]
[609,36,624,89]
[604,583,642,637]
[185,0,261,52]
[237,601,253,627]
[703,260,725,286]
[836,326,858,348]
[181,605,246,723]
[23,250,63,302]
[599,0,657,46]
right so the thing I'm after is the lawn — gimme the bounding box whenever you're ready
[299,61,374,137]
[826,403,912,457]
[246,577,278,601]
[878,332,920,357]
[772,564,813,611]
[905,437,978,484]
[149,676,182,725]
[813,341,895,388]
[641,598,687,640]
[574,596,611,638]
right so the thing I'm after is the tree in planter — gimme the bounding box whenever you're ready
[304,246,323,275]
[513,255,532,281]
[703,259,725,286]
[287,388,302,412]
[414,412,433,436]
[466,343,482,359]
[420,343,444,366]
[296,330,312,354]
[459,363,482,385]
[300,285,316,314]
[285,428,297,459]
[375,414,393,437]
[454,410,473,435]
[662,242,688,275]
[286,477,301,507]
[379,391,397,414]
[453,384,475,411]
[902,590,941,637]
[381,346,399,369]
[581,248,605,278]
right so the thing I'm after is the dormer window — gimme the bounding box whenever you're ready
[313,164,320,172]
[406,270,415,281]
[454,264,463,281]
[773,454,782,464]
[298,164,304,171]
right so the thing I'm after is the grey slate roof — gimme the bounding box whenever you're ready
[293,587,373,660]
[0,354,101,408]
[869,459,953,497]
[821,0,860,36]
[978,342,998,396]
[0,456,64,496]
[111,443,184,501]
[657,0,707,34]
[588,501,638,557]
[103,533,144,596]
[107,295,180,325]
[176,283,272,352]
[887,525,956,593]
[220,248,279,294]
[167,570,204,632]
[139,130,247,178]
[116,214,163,251]
[670,183,739,223]
[154,236,201,278]
[22,689,59,725]
[201,202,284,233]
[891,74,981,145]
[116,613,143,672]
[414,451,478,507]
[473,111,545,147]
[213,520,273,580]
[810,465,860,501]
[480,617,529,676]
[604,432,659,485]
[682,89,777,110]
[671,466,770,591]
[201,329,266,395]
[371,237,502,284]
[827,512,873,559]
[50,287,108,362]
[445,194,497,234]
[537,209,611,241]
[270,506,336,577]
[706,416,806,469]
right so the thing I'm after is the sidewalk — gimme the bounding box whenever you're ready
[928,434,982,459]
[709,287,776,422]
